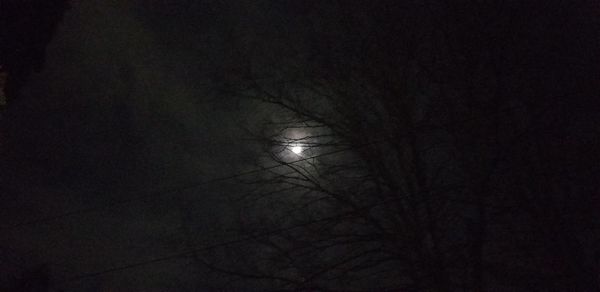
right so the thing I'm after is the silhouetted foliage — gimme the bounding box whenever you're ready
[0,0,69,105]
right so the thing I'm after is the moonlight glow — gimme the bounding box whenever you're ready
[291,145,303,154]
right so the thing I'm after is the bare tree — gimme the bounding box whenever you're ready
[196,1,600,291]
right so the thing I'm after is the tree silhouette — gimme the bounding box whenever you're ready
[0,0,69,107]
[200,1,600,291]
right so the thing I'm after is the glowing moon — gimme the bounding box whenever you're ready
[291,145,303,154]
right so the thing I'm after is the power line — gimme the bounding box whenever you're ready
[4,185,303,285]
[2,145,361,231]
[3,141,381,286]
[66,209,360,282]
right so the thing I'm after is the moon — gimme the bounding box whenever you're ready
[291,145,303,154]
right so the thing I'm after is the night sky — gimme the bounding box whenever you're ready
[1,0,599,291]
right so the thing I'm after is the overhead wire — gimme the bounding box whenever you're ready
[4,141,382,285]
[1,144,366,231]
[66,207,366,282]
